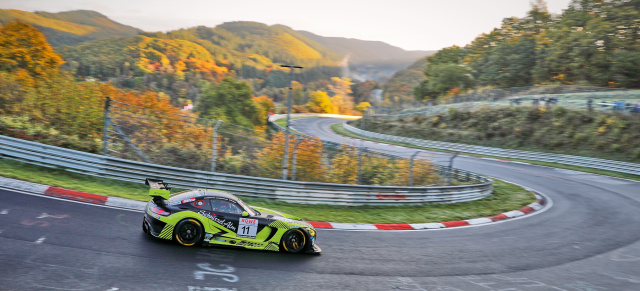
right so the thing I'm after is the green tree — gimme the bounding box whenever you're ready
[195,78,260,128]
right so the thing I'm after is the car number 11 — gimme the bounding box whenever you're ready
[237,217,258,238]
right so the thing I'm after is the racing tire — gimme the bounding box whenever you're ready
[280,228,306,253]
[142,220,152,236]
[174,219,204,247]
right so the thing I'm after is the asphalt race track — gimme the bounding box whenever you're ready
[1,118,640,290]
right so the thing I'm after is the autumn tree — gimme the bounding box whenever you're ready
[328,77,355,115]
[254,133,328,181]
[290,136,328,182]
[252,95,275,129]
[305,90,334,113]
[391,158,438,186]
[328,144,358,184]
[0,21,64,83]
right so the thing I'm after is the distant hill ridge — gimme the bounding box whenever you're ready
[0,8,432,83]
[0,9,140,46]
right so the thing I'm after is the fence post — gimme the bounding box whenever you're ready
[290,136,303,181]
[102,97,111,156]
[439,152,459,185]
[357,147,366,185]
[211,120,223,172]
[409,151,420,186]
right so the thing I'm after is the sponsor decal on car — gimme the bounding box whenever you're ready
[234,241,263,248]
[198,210,236,232]
[193,200,205,207]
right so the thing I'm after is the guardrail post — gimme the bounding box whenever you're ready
[290,135,303,181]
[409,151,420,186]
[102,97,111,156]
[211,120,223,172]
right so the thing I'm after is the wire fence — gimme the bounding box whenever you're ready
[370,85,640,120]
[102,99,458,186]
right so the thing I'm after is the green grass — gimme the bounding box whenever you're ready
[332,123,640,182]
[246,179,533,223]
[0,157,535,224]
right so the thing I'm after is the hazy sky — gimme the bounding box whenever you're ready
[1,0,573,51]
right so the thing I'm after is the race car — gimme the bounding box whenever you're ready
[142,178,321,254]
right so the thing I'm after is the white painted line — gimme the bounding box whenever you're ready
[35,237,46,244]
[329,222,378,230]
[106,197,147,211]
[466,217,493,225]
[410,223,445,229]
[0,209,8,214]
[504,210,525,218]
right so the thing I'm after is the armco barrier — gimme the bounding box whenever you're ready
[0,135,492,205]
[343,123,640,176]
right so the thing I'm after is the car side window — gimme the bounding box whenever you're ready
[209,198,243,215]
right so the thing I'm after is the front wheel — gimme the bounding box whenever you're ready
[174,219,203,246]
[280,228,306,253]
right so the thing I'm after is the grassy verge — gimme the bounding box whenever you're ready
[0,157,534,224]
[332,123,640,182]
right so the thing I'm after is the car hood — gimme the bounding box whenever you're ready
[251,206,312,228]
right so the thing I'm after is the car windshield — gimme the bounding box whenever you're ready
[236,198,257,216]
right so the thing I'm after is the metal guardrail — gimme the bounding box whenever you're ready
[343,123,640,176]
[0,135,493,205]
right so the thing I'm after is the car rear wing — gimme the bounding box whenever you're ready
[145,178,171,200]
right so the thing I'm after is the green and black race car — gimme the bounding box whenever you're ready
[142,179,321,254]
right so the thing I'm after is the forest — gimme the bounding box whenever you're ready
[0,20,440,186]
[414,0,640,101]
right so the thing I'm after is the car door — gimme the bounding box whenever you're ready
[206,197,244,236]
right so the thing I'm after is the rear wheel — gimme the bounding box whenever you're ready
[281,228,306,253]
[142,220,151,236]
[174,219,203,246]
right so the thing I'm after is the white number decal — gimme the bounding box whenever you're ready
[237,218,257,239]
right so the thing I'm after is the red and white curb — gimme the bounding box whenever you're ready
[0,176,547,230]
[308,194,546,230]
[0,176,147,211]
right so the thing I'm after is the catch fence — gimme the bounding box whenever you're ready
[370,85,640,120]
[102,99,460,187]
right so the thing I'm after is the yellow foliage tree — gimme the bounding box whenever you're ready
[391,158,438,186]
[328,77,355,115]
[292,136,328,182]
[255,133,328,181]
[0,20,64,82]
[305,90,334,113]
[328,144,358,184]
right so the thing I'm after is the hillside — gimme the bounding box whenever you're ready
[382,57,430,105]
[1,9,431,86]
[298,30,433,81]
[0,9,140,46]
[358,106,640,163]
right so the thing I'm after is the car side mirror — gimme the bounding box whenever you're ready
[241,211,249,217]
